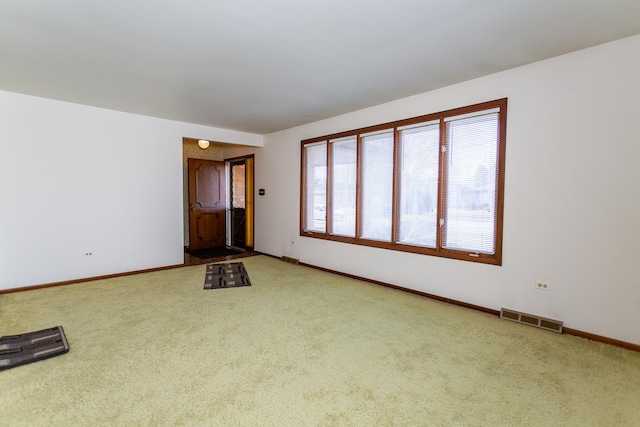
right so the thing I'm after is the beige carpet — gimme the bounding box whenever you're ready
[1,255,639,426]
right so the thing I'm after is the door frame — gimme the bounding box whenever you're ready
[225,154,255,250]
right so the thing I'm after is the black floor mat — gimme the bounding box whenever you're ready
[186,246,244,260]
[204,262,252,289]
[0,326,70,371]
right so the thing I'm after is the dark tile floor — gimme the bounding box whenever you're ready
[183,250,259,266]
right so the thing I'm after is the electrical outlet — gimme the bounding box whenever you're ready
[84,252,93,257]
[535,281,550,291]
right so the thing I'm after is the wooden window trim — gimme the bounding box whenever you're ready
[301,98,507,266]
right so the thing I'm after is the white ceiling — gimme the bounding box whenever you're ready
[1,0,639,135]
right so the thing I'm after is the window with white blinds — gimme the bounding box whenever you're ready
[398,121,440,248]
[361,130,394,241]
[330,136,357,237]
[303,141,327,233]
[301,98,507,265]
[443,110,499,254]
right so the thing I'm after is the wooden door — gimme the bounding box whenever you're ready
[188,159,226,250]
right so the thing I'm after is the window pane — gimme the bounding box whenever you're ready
[444,112,498,253]
[331,137,357,236]
[304,142,327,232]
[361,131,394,241]
[231,164,246,209]
[397,123,439,247]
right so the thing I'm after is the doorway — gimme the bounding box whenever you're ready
[182,138,255,264]
[227,155,254,250]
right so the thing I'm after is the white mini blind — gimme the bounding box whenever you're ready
[442,111,499,254]
[330,137,357,237]
[304,142,327,232]
[361,130,394,241]
[397,122,440,248]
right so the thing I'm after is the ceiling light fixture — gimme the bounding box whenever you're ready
[197,139,210,149]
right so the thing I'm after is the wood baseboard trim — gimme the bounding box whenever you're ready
[562,328,640,352]
[8,252,636,352]
[298,261,499,316]
[0,264,185,295]
[295,259,639,353]
[255,251,279,259]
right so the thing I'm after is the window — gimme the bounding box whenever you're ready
[331,136,357,237]
[301,98,507,265]
[361,130,394,241]
[304,142,327,233]
[398,121,439,248]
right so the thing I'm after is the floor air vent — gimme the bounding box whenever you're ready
[281,256,299,264]
[500,308,563,333]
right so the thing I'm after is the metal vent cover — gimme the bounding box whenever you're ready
[281,256,299,264]
[500,308,563,333]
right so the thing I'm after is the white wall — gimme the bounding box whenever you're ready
[255,35,640,345]
[0,91,262,289]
